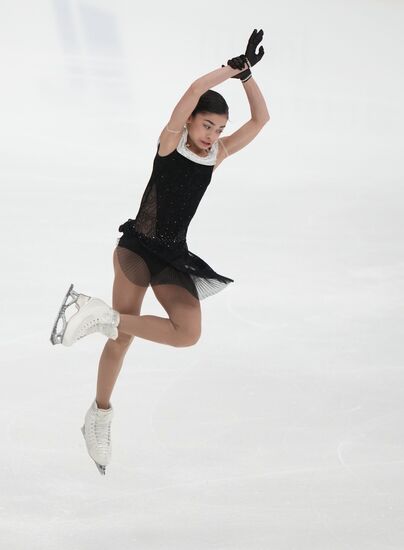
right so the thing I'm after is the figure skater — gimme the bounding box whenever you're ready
[50,29,269,474]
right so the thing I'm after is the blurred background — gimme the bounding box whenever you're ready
[1,1,403,549]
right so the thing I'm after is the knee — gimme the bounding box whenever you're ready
[175,327,201,347]
[110,331,134,349]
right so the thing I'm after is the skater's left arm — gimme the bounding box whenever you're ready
[220,77,270,158]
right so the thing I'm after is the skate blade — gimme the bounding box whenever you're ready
[50,283,80,345]
[81,425,106,475]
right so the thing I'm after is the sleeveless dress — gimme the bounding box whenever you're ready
[116,125,234,301]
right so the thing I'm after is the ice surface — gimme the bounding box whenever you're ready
[1,1,403,549]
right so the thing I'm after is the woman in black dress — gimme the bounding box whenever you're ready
[50,29,269,474]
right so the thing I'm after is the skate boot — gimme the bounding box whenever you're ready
[81,398,114,475]
[50,283,120,346]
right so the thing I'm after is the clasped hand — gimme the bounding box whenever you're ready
[222,28,265,81]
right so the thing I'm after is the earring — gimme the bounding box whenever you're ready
[185,124,190,148]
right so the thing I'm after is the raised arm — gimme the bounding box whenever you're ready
[197,30,270,159]
[215,30,270,159]
[192,63,251,96]
[162,64,250,132]
[158,64,252,149]
[163,28,266,137]
[216,76,270,159]
[241,76,270,123]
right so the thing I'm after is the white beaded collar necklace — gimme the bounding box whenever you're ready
[177,126,219,166]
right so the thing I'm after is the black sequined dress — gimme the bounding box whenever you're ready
[116,126,234,300]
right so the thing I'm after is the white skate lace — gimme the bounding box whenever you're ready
[76,313,112,341]
[76,310,119,340]
[77,323,100,340]
[92,415,112,450]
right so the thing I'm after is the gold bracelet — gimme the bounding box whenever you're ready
[165,125,182,134]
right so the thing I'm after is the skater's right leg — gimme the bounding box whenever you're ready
[95,248,148,409]
[95,338,135,410]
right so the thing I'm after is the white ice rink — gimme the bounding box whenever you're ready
[1,1,403,549]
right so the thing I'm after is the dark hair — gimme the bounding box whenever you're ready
[191,89,230,121]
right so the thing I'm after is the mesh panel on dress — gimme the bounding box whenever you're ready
[116,246,151,288]
[116,240,233,301]
[150,265,198,299]
[133,182,157,238]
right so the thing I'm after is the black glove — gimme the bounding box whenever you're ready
[245,28,265,67]
[221,54,252,82]
[222,29,265,83]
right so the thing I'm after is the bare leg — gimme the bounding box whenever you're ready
[95,314,181,409]
[96,340,132,409]
[95,248,199,410]
[95,247,148,410]
[118,313,180,346]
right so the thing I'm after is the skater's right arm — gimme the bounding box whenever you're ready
[191,63,250,96]
[160,85,201,136]
[161,29,264,136]
[158,64,249,152]
[158,85,203,154]
[160,61,249,138]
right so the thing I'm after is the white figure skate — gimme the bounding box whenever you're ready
[81,399,114,475]
[50,284,120,346]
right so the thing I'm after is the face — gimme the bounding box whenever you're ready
[186,112,228,153]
